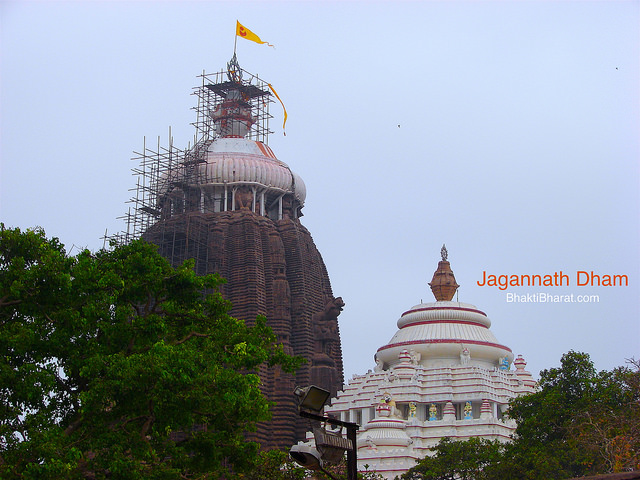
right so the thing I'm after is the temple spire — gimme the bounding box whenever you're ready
[208,55,255,138]
[429,244,459,301]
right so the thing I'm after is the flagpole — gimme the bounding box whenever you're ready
[234,21,238,55]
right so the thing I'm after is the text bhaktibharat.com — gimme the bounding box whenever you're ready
[506,292,600,303]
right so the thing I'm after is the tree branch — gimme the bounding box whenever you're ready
[64,416,83,436]
[174,332,210,345]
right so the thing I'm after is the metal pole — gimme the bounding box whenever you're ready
[299,411,359,480]
[346,424,357,480]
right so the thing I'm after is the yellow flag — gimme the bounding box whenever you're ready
[236,21,274,48]
[268,83,288,135]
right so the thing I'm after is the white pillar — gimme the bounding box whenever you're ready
[251,187,257,213]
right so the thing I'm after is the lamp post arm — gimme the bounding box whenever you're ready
[299,410,359,430]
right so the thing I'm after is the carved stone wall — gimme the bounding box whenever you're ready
[142,209,344,449]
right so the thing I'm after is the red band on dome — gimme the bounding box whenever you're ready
[376,339,512,353]
[399,319,489,329]
[401,306,487,317]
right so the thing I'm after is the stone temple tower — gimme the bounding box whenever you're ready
[122,55,344,449]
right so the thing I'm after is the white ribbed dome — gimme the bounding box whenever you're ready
[376,301,513,369]
[200,137,306,204]
[398,301,491,329]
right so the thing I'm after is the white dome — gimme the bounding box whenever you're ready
[376,301,513,369]
[200,137,306,203]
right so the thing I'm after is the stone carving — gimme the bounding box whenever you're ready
[384,371,398,383]
[374,357,384,372]
[282,195,294,219]
[312,297,345,366]
[460,345,471,365]
[409,349,421,365]
[234,186,253,210]
[365,436,378,451]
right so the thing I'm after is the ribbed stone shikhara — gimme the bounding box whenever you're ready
[137,59,344,450]
[300,248,536,479]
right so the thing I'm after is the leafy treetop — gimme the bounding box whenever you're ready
[0,225,302,479]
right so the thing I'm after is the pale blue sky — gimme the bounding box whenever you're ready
[2,0,638,381]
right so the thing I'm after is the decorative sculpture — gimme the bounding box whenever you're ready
[464,401,473,420]
[234,186,253,210]
[460,345,471,365]
[429,403,437,421]
[365,436,378,451]
[409,349,421,365]
[498,356,510,370]
[408,402,418,419]
[312,296,345,365]
[384,371,398,383]
[380,392,402,418]
[374,357,384,372]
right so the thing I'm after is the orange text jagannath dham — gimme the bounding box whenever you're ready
[476,271,629,290]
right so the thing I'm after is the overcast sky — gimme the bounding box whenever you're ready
[2,0,638,384]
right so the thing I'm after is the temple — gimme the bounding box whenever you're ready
[120,55,344,449]
[297,246,536,478]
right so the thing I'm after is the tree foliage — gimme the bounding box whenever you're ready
[506,351,640,479]
[244,451,385,480]
[399,437,506,480]
[242,450,307,480]
[0,225,302,479]
[401,351,640,480]
[569,359,640,473]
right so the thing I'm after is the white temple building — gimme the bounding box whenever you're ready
[300,246,537,479]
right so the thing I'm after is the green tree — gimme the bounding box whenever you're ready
[568,360,640,473]
[504,351,599,479]
[505,351,639,479]
[243,450,307,480]
[400,437,507,480]
[0,225,302,479]
[245,450,384,480]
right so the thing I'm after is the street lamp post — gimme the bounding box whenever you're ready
[299,410,358,480]
[290,386,359,480]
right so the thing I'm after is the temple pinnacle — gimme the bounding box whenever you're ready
[429,245,459,301]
